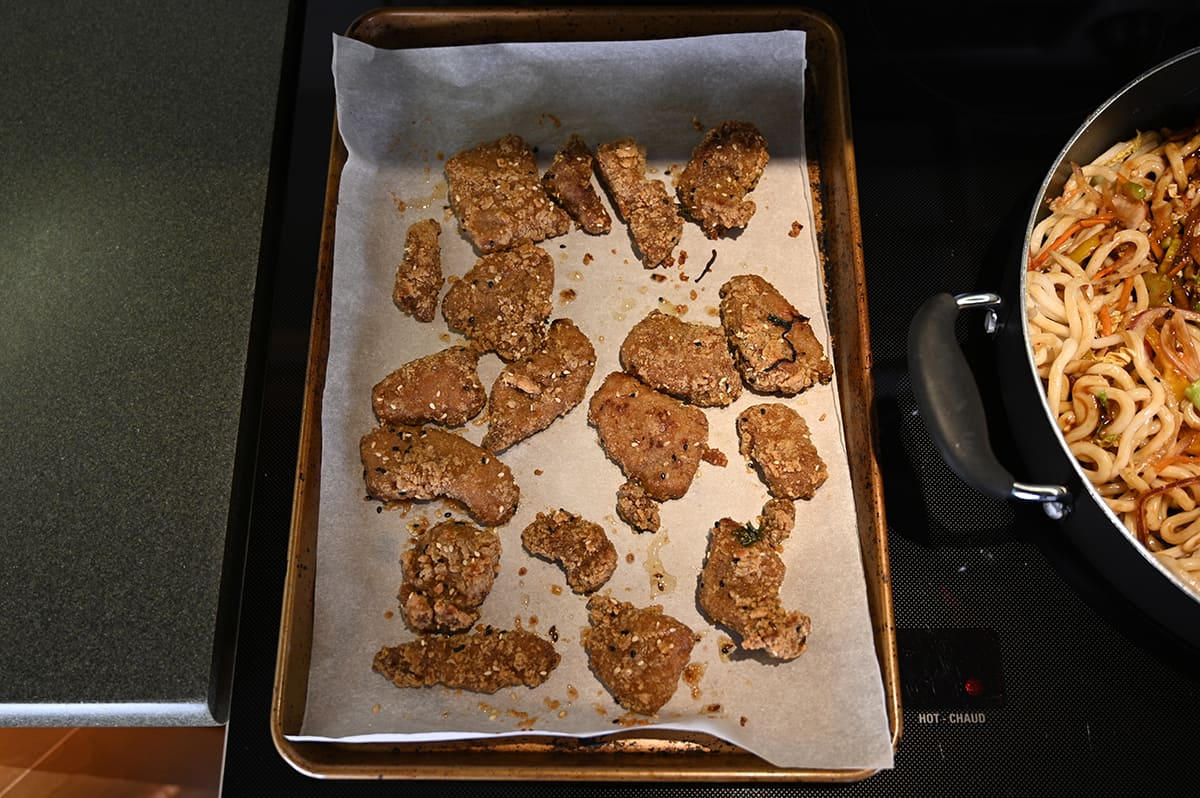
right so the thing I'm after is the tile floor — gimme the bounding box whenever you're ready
[0,726,222,797]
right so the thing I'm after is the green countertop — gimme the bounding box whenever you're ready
[0,1,292,725]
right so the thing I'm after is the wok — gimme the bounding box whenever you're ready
[908,46,1200,650]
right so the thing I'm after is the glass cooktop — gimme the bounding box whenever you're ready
[221,2,1200,795]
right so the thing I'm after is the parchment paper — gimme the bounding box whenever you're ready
[292,30,893,772]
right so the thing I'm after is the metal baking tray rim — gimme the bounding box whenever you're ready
[271,4,901,782]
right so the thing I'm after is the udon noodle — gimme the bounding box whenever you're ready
[1028,119,1200,596]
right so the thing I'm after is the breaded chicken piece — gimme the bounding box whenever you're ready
[521,508,617,594]
[360,425,519,527]
[482,318,596,452]
[698,498,811,661]
[371,346,486,428]
[393,218,443,322]
[587,372,713,502]
[675,121,769,239]
[442,241,555,362]
[595,137,682,269]
[584,595,695,715]
[616,481,661,534]
[373,626,560,692]
[718,274,833,396]
[542,134,612,235]
[445,134,571,254]
[400,520,501,633]
[619,310,742,407]
[737,403,828,500]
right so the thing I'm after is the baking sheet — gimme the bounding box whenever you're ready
[291,30,893,772]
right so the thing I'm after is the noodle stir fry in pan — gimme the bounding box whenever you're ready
[1027,120,1200,594]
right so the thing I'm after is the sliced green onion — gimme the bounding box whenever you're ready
[1144,271,1174,306]
[1164,236,1181,267]
[1069,236,1101,263]
[1185,378,1200,411]
[1123,181,1147,200]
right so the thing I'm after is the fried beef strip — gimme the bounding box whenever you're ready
[595,137,683,269]
[698,498,810,661]
[542,134,612,235]
[371,345,486,428]
[482,317,596,452]
[400,520,501,633]
[392,218,443,322]
[442,241,555,362]
[587,371,714,503]
[360,425,519,527]
[619,309,742,407]
[373,626,560,692]
[675,121,769,239]
[718,273,833,396]
[444,134,571,254]
[737,403,828,500]
[584,595,695,715]
[521,508,617,594]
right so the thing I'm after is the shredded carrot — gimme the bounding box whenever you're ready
[1146,430,1200,474]
[1093,243,1135,279]
[1099,303,1114,336]
[1116,275,1135,311]
[1151,454,1198,473]
[1150,236,1164,261]
[1030,215,1115,269]
[1165,239,1188,277]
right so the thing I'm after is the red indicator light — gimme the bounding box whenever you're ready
[964,676,984,697]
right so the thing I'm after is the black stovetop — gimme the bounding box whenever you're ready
[221,2,1200,795]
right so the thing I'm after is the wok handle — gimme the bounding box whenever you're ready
[907,292,1072,519]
